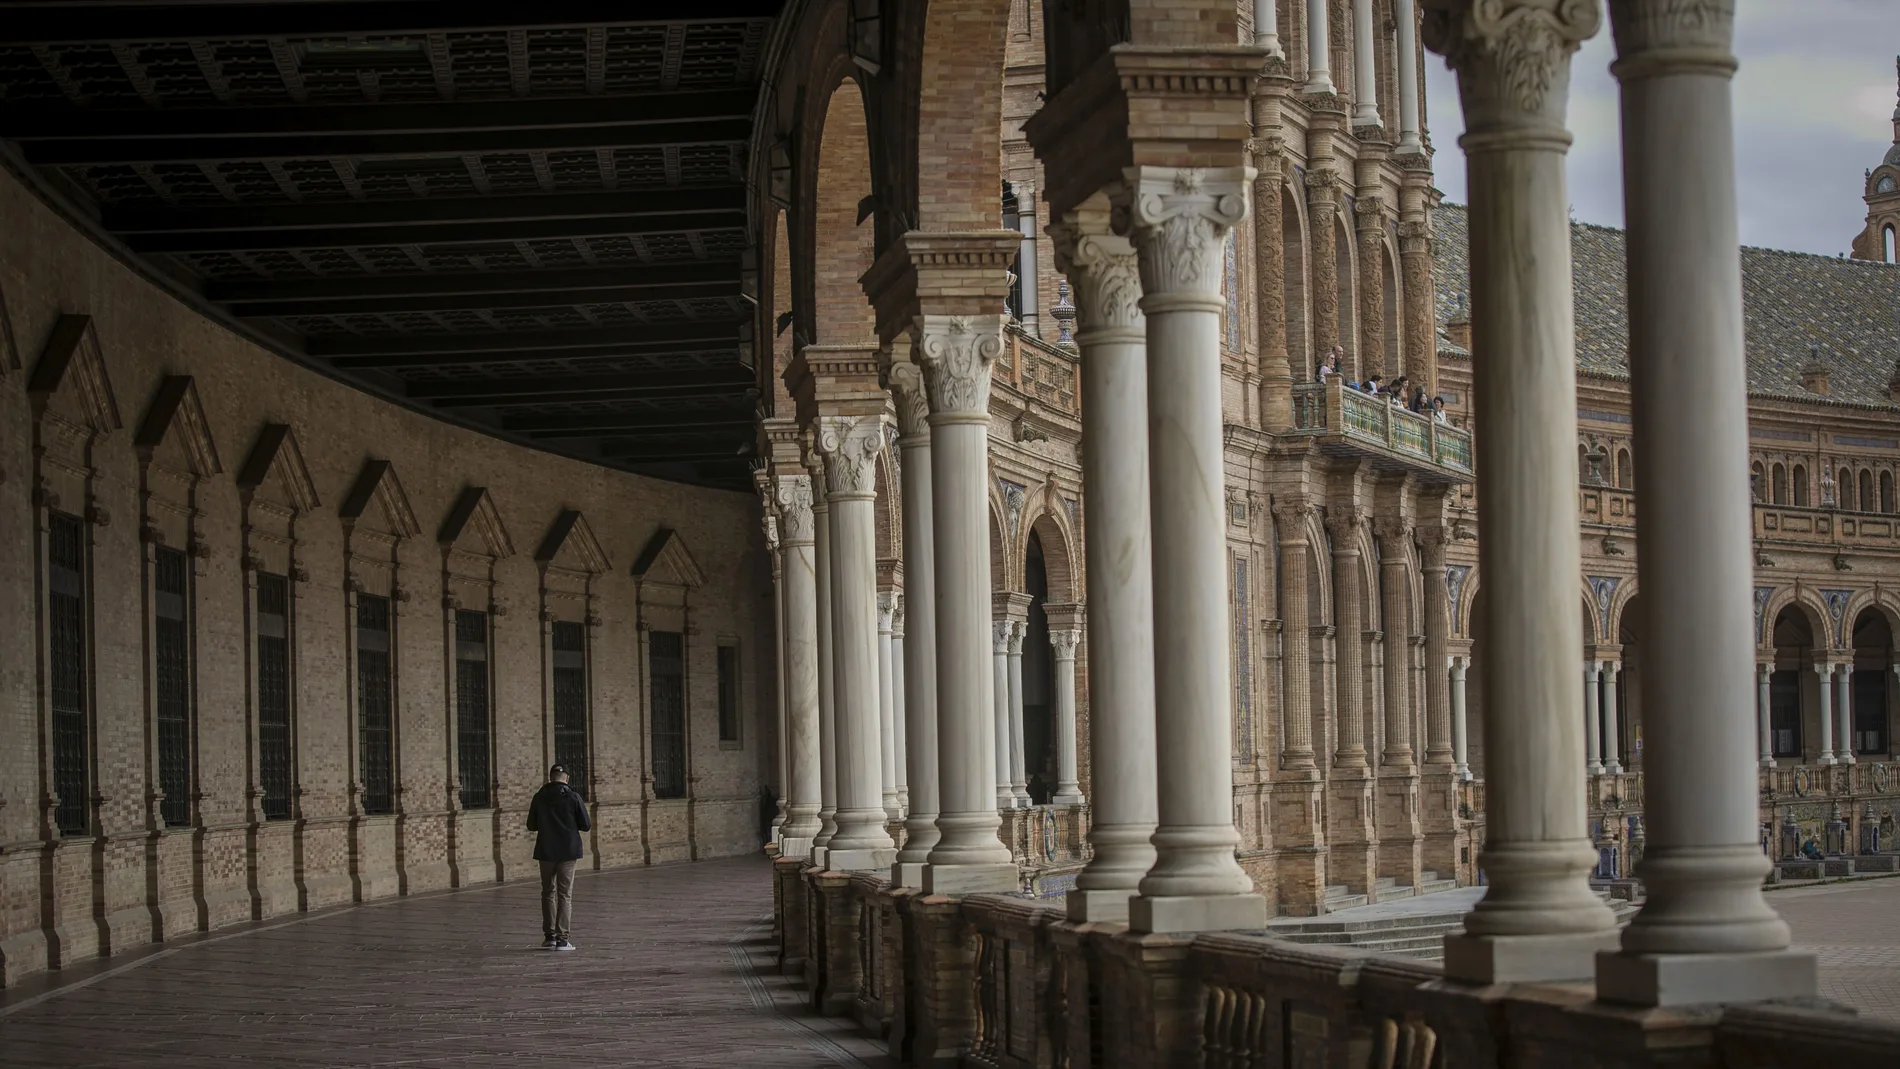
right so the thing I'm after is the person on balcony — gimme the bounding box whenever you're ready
[1431,397,1449,425]
[1410,385,1430,413]
[1364,375,1384,395]
[1316,349,1342,385]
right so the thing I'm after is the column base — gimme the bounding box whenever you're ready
[825,847,896,873]
[1442,929,1621,984]
[1128,893,1268,935]
[810,846,828,870]
[780,836,815,861]
[1595,948,1817,1007]
[890,861,927,888]
[1603,762,1625,775]
[1052,787,1085,806]
[1066,887,1134,924]
[921,862,1020,895]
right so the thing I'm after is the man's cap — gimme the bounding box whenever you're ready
[549,764,568,778]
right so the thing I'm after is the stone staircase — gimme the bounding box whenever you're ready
[1270,884,1639,963]
[1319,869,1460,913]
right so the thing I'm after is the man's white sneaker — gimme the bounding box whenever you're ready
[553,939,576,951]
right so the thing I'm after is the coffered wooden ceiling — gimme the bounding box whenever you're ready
[0,1,781,490]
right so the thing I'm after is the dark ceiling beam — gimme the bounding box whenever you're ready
[326,340,738,371]
[1,90,756,142]
[513,414,756,439]
[0,3,780,43]
[123,212,745,252]
[21,118,750,166]
[309,322,736,359]
[106,187,742,235]
[605,446,754,463]
[209,261,736,304]
[428,380,754,409]
[236,281,736,318]
[408,368,753,401]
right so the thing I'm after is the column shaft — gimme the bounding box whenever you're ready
[1276,506,1319,772]
[1304,0,1334,93]
[1379,533,1414,768]
[917,315,1016,892]
[1394,0,1423,153]
[1007,622,1030,807]
[992,623,1014,808]
[889,364,940,884]
[1352,0,1379,126]
[1252,130,1295,429]
[1585,661,1603,775]
[1837,665,1856,765]
[1603,662,1624,774]
[811,474,838,851]
[1757,663,1774,769]
[1815,661,1835,764]
[1051,631,1084,805]
[1426,0,1615,982]
[877,593,901,820]
[1049,210,1158,922]
[893,622,908,814]
[1420,527,1454,766]
[1254,0,1284,57]
[1450,657,1470,779]
[1601,0,1808,1002]
[1117,166,1265,933]
[774,476,822,855]
[1330,515,1369,769]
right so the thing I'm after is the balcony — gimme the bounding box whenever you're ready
[1291,381,1474,480]
[1755,505,1900,553]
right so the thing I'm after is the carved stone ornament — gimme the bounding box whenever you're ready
[1113,167,1252,298]
[886,360,931,438]
[85,501,112,528]
[1422,0,1602,128]
[992,619,1012,653]
[1324,507,1367,539]
[1606,0,1731,58]
[817,415,887,497]
[773,474,814,545]
[877,591,897,630]
[1050,629,1083,659]
[1046,217,1143,334]
[915,314,1004,417]
[187,538,211,560]
[442,594,462,612]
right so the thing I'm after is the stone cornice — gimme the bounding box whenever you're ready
[860,230,1021,344]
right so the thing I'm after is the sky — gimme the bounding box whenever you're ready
[1423,1,1900,256]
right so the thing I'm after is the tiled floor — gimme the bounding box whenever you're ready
[0,855,891,1069]
[1773,874,1900,1023]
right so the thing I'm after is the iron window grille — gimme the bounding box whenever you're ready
[154,546,192,827]
[256,572,293,821]
[48,511,90,837]
[356,594,393,815]
[1769,669,1801,758]
[455,609,491,809]
[552,620,588,799]
[650,629,686,799]
[1854,667,1888,755]
[717,644,741,745]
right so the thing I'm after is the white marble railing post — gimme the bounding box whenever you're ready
[807,446,839,857]
[1394,0,1423,154]
[877,591,901,821]
[917,315,1018,893]
[1007,620,1031,808]
[1814,659,1835,765]
[1757,662,1774,768]
[1598,0,1812,1005]
[1836,664,1856,765]
[992,620,1015,809]
[818,416,897,871]
[1305,0,1334,93]
[1352,0,1380,127]
[1254,0,1284,58]
[1114,166,1267,934]
[1050,206,1158,922]
[1602,660,1624,775]
[1450,655,1471,780]
[1051,629,1084,805]
[887,362,939,886]
[1425,0,1618,982]
[1585,660,1604,775]
[773,475,822,857]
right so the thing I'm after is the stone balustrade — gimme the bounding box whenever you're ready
[1755,504,1900,551]
[1289,381,1473,477]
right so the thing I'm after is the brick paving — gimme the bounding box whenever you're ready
[0,856,891,1069]
[1773,874,1900,1023]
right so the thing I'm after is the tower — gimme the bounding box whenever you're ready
[1850,56,1900,262]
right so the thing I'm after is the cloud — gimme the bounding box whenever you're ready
[1425,6,1897,256]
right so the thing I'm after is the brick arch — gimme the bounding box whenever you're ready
[765,206,795,418]
[1024,510,1079,606]
[885,0,1013,233]
[803,76,880,346]
[1762,587,1832,651]
[988,497,1009,593]
[874,443,899,563]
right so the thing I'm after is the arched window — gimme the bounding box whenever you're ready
[1886,223,1898,262]
[1882,470,1895,514]
[1859,469,1875,514]
[1771,463,1787,505]
[1841,467,1856,511]
[1616,448,1633,490]
[1751,461,1765,502]
[1794,464,1809,507]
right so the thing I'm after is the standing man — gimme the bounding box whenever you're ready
[527,764,591,950]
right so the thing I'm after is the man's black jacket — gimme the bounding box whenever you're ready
[527,782,592,862]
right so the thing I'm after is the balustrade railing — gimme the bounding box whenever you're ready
[1290,382,1474,475]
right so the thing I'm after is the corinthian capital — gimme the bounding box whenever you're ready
[1049,629,1083,659]
[914,314,1005,419]
[1047,207,1144,336]
[772,474,815,546]
[886,359,931,439]
[817,414,888,499]
[1324,506,1368,540]
[1422,0,1602,134]
[1607,0,1732,64]
[1110,166,1253,300]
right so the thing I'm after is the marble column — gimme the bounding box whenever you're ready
[808,448,839,856]
[818,415,897,871]
[887,361,939,886]
[1585,660,1604,775]
[764,502,786,840]
[1599,0,1812,1005]
[1602,661,1624,775]
[1114,166,1266,934]
[1450,655,1471,780]
[1254,0,1284,58]
[992,620,1015,809]
[916,314,1017,893]
[1049,207,1158,922]
[1050,629,1084,806]
[1757,663,1775,769]
[1393,0,1423,154]
[1814,659,1836,765]
[1305,0,1335,94]
[1836,664,1856,765]
[1006,621,1030,808]
[1351,0,1380,127]
[877,591,901,821]
[774,474,822,857]
[1425,0,1617,983]
[893,606,908,816]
